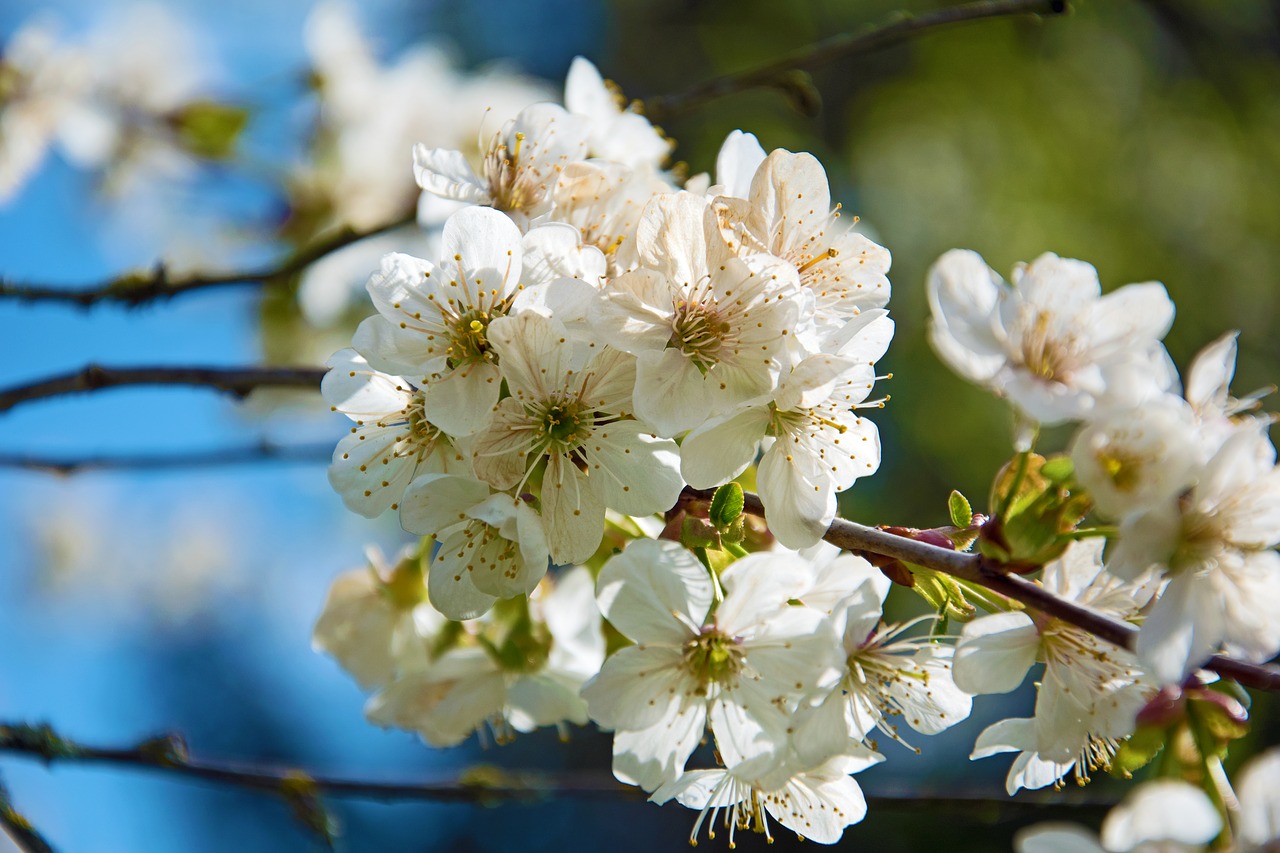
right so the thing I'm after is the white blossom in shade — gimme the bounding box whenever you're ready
[470,312,684,564]
[312,545,442,690]
[1014,780,1221,853]
[549,159,670,278]
[365,566,603,747]
[716,148,891,345]
[352,206,529,437]
[650,754,874,846]
[927,249,1177,426]
[323,348,468,517]
[1183,330,1274,448]
[591,191,806,437]
[1070,399,1204,521]
[1237,747,1280,850]
[956,539,1156,792]
[791,549,970,765]
[563,56,671,168]
[413,102,590,228]
[581,540,840,792]
[399,473,548,621]
[1108,422,1280,684]
[680,310,893,548]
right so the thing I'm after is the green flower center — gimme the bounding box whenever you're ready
[670,301,730,372]
[683,629,743,688]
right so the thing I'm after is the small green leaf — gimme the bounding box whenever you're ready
[1110,725,1166,777]
[171,100,249,159]
[709,482,745,528]
[948,490,973,528]
[281,771,339,849]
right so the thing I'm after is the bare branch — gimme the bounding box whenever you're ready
[0,441,332,475]
[0,779,57,853]
[0,364,325,414]
[0,722,1114,812]
[681,487,1280,693]
[644,0,1068,120]
[0,212,415,308]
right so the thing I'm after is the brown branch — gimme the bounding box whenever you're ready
[644,0,1069,120]
[0,441,332,475]
[681,488,1280,693]
[0,723,1115,813]
[0,212,416,308]
[0,364,325,414]
[0,779,56,853]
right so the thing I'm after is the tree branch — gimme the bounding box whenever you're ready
[681,487,1280,693]
[0,212,415,308]
[644,0,1069,120]
[0,364,325,414]
[0,722,1114,813]
[0,441,332,474]
[0,779,56,853]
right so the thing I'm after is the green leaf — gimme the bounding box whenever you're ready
[1110,725,1166,777]
[281,771,339,849]
[171,100,249,160]
[709,482,745,528]
[948,490,973,528]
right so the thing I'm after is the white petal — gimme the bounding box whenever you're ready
[611,698,707,791]
[412,145,489,204]
[440,205,524,288]
[419,360,501,437]
[679,406,769,489]
[1237,747,1280,847]
[713,129,766,199]
[586,420,684,516]
[1014,825,1105,853]
[1137,571,1223,684]
[398,473,491,536]
[952,611,1040,695]
[756,444,835,549]
[1099,780,1222,851]
[595,538,711,645]
[581,645,688,730]
[541,456,606,564]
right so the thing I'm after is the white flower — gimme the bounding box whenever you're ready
[322,349,468,517]
[955,539,1155,792]
[792,550,971,764]
[581,540,840,791]
[564,56,671,168]
[312,545,441,690]
[927,250,1177,426]
[592,191,806,436]
[399,473,548,621]
[470,312,684,564]
[651,754,873,846]
[1237,747,1280,850]
[716,149,891,345]
[365,566,603,747]
[413,102,590,228]
[351,206,527,437]
[549,159,669,278]
[1109,422,1280,683]
[1015,780,1221,853]
[708,129,767,200]
[680,310,893,547]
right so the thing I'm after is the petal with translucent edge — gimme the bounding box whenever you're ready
[649,769,737,809]
[1100,780,1222,851]
[328,428,417,518]
[739,608,839,692]
[889,648,972,735]
[1014,824,1105,853]
[417,670,509,747]
[756,445,835,550]
[714,130,766,200]
[591,267,677,354]
[1137,571,1223,684]
[398,473,491,536]
[747,149,832,251]
[487,312,574,402]
[587,420,684,516]
[577,346,638,413]
[766,767,868,845]
[711,679,792,769]
[439,205,523,289]
[581,644,688,730]
[1185,331,1238,416]
[717,552,818,633]
[420,360,501,437]
[953,611,1040,695]
[790,690,856,769]
[926,249,1006,379]
[971,717,1036,760]
[521,222,607,287]
[1041,537,1107,603]
[612,697,707,791]
[351,314,446,379]
[633,348,713,437]
[636,191,727,284]
[679,406,770,488]
[596,538,711,645]
[774,353,860,413]
[506,674,588,731]
[470,398,536,491]
[1007,751,1076,795]
[802,552,887,618]
[541,455,606,565]
[322,349,412,416]
[427,532,500,621]
[412,145,489,204]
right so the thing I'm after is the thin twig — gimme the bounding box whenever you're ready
[645,0,1068,120]
[0,441,333,475]
[0,723,1114,813]
[0,779,57,853]
[681,487,1280,693]
[0,364,325,414]
[0,212,415,308]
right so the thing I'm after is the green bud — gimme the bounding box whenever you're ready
[709,482,745,529]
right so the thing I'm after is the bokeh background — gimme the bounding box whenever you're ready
[2,0,1279,850]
